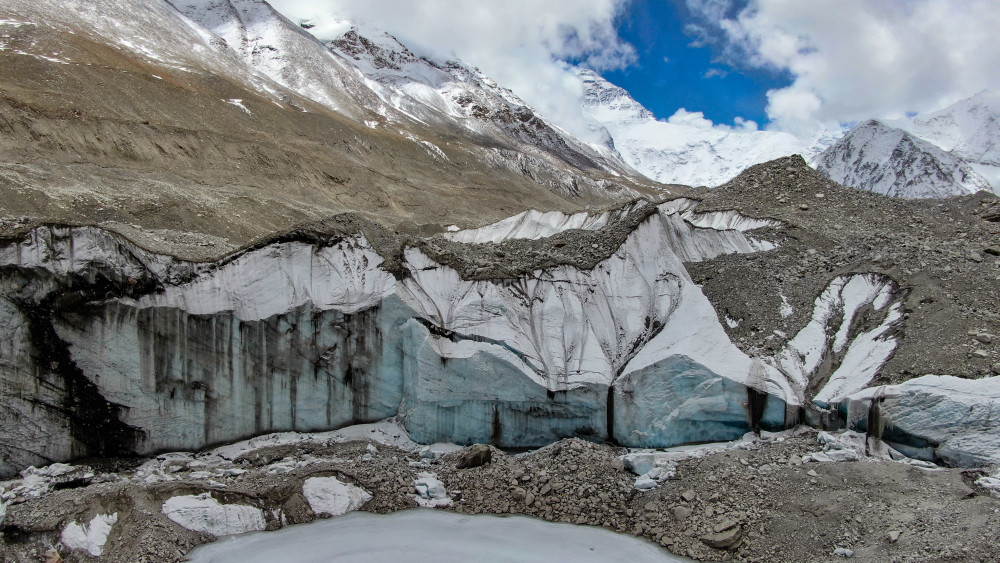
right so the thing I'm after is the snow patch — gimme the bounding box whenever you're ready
[774,274,904,404]
[225,98,251,114]
[60,513,118,557]
[779,295,793,318]
[162,493,266,536]
[301,477,371,516]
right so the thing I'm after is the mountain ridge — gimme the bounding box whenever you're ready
[814,119,995,198]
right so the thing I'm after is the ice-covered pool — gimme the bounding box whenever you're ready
[187,509,691,562]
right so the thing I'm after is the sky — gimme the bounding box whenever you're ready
[270,0,1000,141]
[598,0,791,128]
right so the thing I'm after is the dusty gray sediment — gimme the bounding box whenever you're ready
[1,432,997,562]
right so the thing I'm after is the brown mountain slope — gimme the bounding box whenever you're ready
[0,0,671,260]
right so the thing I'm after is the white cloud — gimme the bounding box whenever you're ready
[667,108,716,129]
[668,108,760,132]
[269,0,633,142]
[688,0,1000,134]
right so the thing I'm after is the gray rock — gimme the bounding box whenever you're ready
[888,530,902,543]
[975,333,993,344]
[969,251,983,263]
[681,489,697,502]
[673,506,693,521]
[700,525,742,550]
[972,350,990,360]
[281,493,316,525]
[714,519,738,533]
[834,547,855,557]
[992,363,1000,375]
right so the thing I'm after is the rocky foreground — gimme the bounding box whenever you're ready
[1,422,997,562]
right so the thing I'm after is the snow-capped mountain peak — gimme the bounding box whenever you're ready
[579,69,655,124]
[578,70,827,187]
[814,119,995,198]
[890,89,1000,190]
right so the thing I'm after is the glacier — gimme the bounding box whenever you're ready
[0,201,806,475]
[2,200,996,475]
[844,375,1000,467]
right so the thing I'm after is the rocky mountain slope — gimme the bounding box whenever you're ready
[0,0,665,261]
[168,0,633,178]
[814,120,995,198]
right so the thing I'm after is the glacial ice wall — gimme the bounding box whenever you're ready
[844,375,1000,467]
[0,202,918,474]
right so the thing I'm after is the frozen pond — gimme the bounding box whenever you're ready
[187,509,691,562]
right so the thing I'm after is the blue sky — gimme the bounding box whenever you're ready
[601,0,790,126]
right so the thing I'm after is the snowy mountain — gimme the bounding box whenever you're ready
[890,90,1000,191]
[814,119,995,198]
[577,69,836,187]
[168,0,642,188]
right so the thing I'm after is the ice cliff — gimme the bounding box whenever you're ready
[0,203,801,476]
[2,199,988,476]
